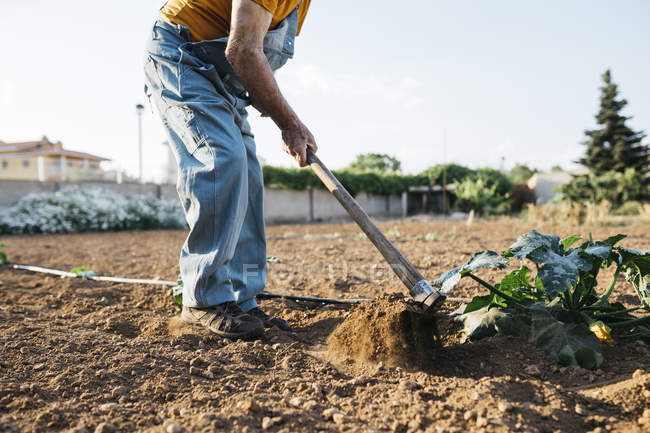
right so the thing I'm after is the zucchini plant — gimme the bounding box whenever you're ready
[436,230,650,369]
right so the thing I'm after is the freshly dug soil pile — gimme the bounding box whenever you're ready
[327,293,438,369]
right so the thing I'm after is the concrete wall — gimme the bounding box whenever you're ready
[265,188,403,223]
[0,180,404,224]
[264,188,311,223]
[0,179,57,207]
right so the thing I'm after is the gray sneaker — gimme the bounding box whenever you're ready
[180,302,264,340]
[248,307,292,331]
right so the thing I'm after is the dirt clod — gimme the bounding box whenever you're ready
[327,294,437,369]
[93,423,115,433]
[476,416,488,427]
[575,404,587,416]
[525,364,542,376]
[332,413,352,425]
[165,423,184,433]
[464,410,477,421]
[322,408,340,420]
[498,401,513,413]
[237,399,261,413]
[98,403,117,412]
[261,416,282,430]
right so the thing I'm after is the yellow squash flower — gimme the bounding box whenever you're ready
[589,321,614,344]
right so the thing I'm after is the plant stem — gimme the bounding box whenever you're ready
[608,315,650,328]
[464,272,525,309]
[580,311,596,326]
[616,332,650,340]
[594,306,642,317]
[568,290,577,310]
[561,292,571,310]
[591,268,620,307]
[576,291,593,310]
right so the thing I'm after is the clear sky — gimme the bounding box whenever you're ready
[1,1,648,182]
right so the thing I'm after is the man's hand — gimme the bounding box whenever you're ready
[226,0,317,167]
[281,120,317,167]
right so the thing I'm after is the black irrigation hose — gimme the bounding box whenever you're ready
[12,264,470,305]
[257,292,371,304]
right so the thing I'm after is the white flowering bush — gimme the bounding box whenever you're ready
[0,189,186,233]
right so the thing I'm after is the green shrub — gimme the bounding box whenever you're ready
[347,153,401,173]
[558,168,648,207]
[474,168,512,197]
[508,163,538,184]
[612,201,641,216]
[262,165,320,190]
[420,164,476,186]
[454,178,511,216]
[414,163,515,215]
[262,165,428,196]
[262,162,514,205]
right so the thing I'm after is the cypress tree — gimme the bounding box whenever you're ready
[579,70,648,176]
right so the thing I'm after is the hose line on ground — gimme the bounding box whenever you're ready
[11,264,470,305]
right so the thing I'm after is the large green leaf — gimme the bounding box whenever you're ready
[457,307,503,340]
[617,247,650,307]
[463,266,539,314]
[504,230,563,260]
[507,232,592,296]
[463,294,496,314]
[560,235,582,251]
[530,305,603,369]
[499,266,539,294]
[603,234,627,247]
[492,266,545,304]
[618,246,650,258]
[433,251,508,294]
[457,307,528,341]
[582,242,612,260]
[537,249,592,297]
[464,251,509,272]
[498,266,533,291]
[494,312,530,337]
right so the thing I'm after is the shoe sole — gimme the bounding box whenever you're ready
[263,321,292,332]
[180,314,264,340]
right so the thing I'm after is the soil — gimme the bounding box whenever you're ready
[327,294,438,370]
[0,219,649,433]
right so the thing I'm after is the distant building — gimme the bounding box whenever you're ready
[527,169,588,204]
[407,184,457,214]
[0,136,110,182]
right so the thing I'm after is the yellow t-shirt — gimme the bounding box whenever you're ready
[160,0,311,42]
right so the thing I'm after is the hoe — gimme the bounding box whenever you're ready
[307,150,445,313]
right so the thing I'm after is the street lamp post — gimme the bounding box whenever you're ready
[136,104,145,183]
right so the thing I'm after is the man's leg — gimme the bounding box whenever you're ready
[227,118,267,312]
[226,119,291,330]
[144,20,263,338]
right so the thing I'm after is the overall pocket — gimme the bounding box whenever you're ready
[263,18,292,71]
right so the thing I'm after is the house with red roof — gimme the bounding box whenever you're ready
[0,136,110,181]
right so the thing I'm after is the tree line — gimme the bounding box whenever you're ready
[263,69,649,214]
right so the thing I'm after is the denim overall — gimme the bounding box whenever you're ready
[143,6,300,311]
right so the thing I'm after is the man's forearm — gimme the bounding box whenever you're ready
[226,46,298,130]
[225,0,316,167]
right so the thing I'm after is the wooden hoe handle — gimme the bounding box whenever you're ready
[307,150,444,309]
